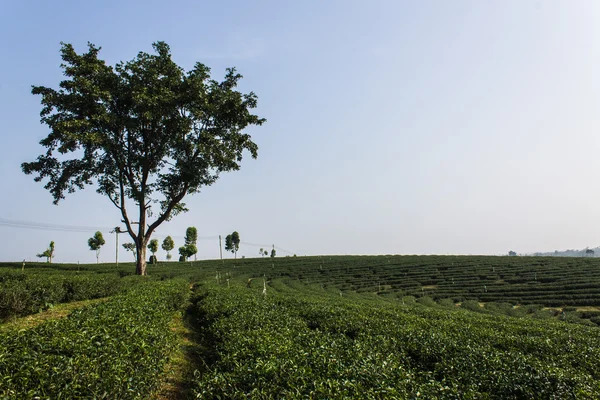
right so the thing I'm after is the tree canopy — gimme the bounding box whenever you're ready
[88,231,106,263]
[122,242,136,260]
[224,231,240,258]
[22,41,265,275]
[224,234,233,255]
[178,244,197,261]
[148,239,159,255]
[37,241,55,263]
[162,236,174,260]
[231,231,240,258]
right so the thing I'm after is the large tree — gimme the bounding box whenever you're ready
[22,42,265,275]
[88,231,106,263]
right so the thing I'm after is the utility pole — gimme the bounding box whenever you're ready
[110,227,123,266]
[219,235,223,263]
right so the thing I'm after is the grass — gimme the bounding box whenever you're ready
[0,297,108,332]
[152,286,215,400]
[152,311,195,399]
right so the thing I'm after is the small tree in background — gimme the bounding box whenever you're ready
[37,242,54,264]
[271,248,276,258]
[178,244,197,262]
[88,231,106,264]
[224,234,233,256]
[259,248,264,257]
[184,227,198,261]
[123,242,136,261]
[162,236,175,260]
[224,231,240,258]
[231,231,240,259]
[37,241,55,263]
[263,249,268,257]
[148,239,159,264]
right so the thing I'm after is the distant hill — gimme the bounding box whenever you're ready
[528,246,599,257]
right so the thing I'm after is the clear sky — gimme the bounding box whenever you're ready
[1,0,599,263]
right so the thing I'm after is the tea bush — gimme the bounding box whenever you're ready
[191,281,600,399]
[0,273,142,319]
[0,279,189,399]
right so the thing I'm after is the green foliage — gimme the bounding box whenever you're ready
[437,298,455,308]
[191,281,600,398]
[122,242,137,261]
[0,273,136,320]
[415,295,437,307]
[185,227,197,247]
[460,300,486,313]
[224,234,233,254]
[231,231,240,258]
[22,41,265,275]
[162,236,174,260]
[0,279,188,398]
[181,227,198,260]
[178,244,197,261]
[148,239,159,255]
[3,256,600,397]
[36,241,55,263]
[173,254,600,309]
[270,248,276,258]
[224,231,240,258]
[88,231,106,263]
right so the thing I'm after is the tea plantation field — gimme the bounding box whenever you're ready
[1,255,600,398]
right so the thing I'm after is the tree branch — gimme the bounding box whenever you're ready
[145,184,189,239]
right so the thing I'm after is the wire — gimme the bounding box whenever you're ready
[0,217,108,233]
[275,245,296,255]
[239,241,298,255]
[0,217,216,240]
[0,217,298,253]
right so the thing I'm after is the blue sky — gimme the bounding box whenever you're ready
[1,1,600,263]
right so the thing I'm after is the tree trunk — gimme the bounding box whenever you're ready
[136,245,147,275]
[134,204,148,275]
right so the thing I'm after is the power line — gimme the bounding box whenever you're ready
[240,240,273,248]
[0,218,108,233]
[275,245,296,255]
[240,241,297,255]
[0,217,297,254]
[0,217,217,240]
